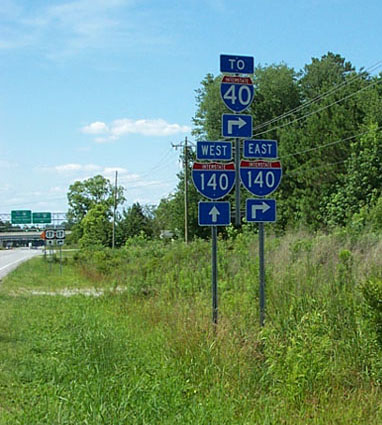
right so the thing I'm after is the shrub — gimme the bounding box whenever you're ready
[361,279,382,344]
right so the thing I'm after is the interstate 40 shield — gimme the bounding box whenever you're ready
[192,162,235,200]
[240,160,282,197]
[220,76,254,113]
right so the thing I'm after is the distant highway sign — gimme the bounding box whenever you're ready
[11,210,32,224]
[32,212,52,224]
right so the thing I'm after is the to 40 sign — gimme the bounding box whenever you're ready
[240,160,282,196]
[220,76,254,113]
[192,162,235,200]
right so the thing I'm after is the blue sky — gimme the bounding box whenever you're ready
[0,0,381,214]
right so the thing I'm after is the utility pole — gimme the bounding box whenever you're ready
[172,137,192,243]
[184,137,189,243]
[112,170,118,249]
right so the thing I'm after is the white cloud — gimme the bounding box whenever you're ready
[81,118,190,142]
[82,121,109,134]
[51,163,102,174]
[0,0,172,58]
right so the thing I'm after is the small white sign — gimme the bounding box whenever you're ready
[55,230,65,239]
[46,239,55,246]
[56,239,65,246]
[45,230,55,239]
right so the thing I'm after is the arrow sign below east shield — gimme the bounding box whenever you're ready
[246,199,276,222]
[222,114,252,138]
[198,201,231,226]
[251,201,271,218]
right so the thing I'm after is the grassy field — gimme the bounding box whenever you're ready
[1,229,382,424]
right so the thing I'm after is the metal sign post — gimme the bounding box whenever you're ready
[59,246,62,275]
[259,223,265,327]
[212,226,218,325]
[198,201,230,326]
[235,139,241,226]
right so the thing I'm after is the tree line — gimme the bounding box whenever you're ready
[66,52,382,246]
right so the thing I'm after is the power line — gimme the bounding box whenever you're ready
[286,159,348,177]
[280,126,381,159]
[252,70,382,138]
[252,60,382,133]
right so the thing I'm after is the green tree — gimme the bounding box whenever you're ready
[67,175,125,243]
[116,203,153,245]
[250,63,300,138]
[324,123,382,226]
[79,204,112,248]
[192,73,224,140]
[277,53,373,227]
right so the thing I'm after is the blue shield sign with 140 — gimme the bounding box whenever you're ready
[240,160,282,196]
[220,76,254,113]
[192,162,235,200]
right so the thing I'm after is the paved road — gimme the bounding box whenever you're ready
[0,248,42,280]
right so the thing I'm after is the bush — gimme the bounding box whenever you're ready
[361,279,382,344]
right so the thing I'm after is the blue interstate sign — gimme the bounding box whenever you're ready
[246,199,276,223]
[199,201,231,226]
[240,160,282,196]
[220,76,254,113]
[244,139,278,159]
[196,141,232,161]
[222,114,252,138]
[220,54,254,74]
[192,162,235,200]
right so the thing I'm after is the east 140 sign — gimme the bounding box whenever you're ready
[192,162,235,200]
[240,160,282,197]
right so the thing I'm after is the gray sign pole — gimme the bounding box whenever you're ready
[235,138,241,226]
[212,226,218,325]
[49,245,52,273]
[59,245,63,275]
[259,222,266,327]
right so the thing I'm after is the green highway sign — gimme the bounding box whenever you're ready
[11,210,32,224]
[32,212,52,224]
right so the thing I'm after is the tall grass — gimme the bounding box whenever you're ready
[1,228,382,423]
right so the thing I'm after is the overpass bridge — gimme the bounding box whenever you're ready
[0,230,71,248]
[0,231,46,248]
[0,212,67,247]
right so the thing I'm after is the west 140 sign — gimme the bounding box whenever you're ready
[192,162,235,200]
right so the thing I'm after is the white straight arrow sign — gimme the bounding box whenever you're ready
[209,206,220,223]
[251,201,271,219]
[227,116,247,134]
